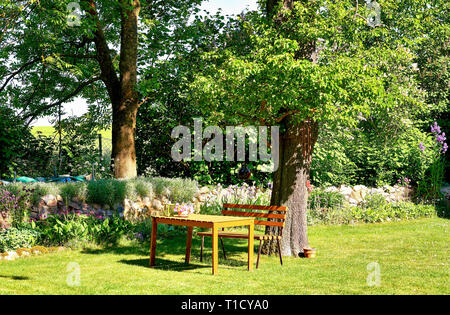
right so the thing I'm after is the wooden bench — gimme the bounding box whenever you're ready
[198,203,287,269]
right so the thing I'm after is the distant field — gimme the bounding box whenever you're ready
[32,127,112,140]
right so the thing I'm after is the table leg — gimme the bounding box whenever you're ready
[248,223,254,272]
[185,226,193,264]
[149,217,158,267]
[212,226,219,275]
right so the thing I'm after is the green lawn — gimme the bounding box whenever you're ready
[0,218,448,295]
[32,126,112,140]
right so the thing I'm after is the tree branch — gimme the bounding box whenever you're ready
[23,76,101,125]
[0,57,41,93]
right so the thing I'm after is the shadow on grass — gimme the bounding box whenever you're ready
[118,257,211,273]
[0,275,30,280]
[81,233,252,269]
[436,200,450,219]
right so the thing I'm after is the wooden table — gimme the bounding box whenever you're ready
[149,214,255,275]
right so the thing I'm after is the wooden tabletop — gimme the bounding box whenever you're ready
[152,214,255,223]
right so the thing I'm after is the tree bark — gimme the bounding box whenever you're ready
[263,120,318,256]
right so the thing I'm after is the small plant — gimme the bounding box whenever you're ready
[134,178,153,199]
[0,228,41,252]
[0,187,33,228]
[308,189,344,211]
[60,182,87,203]
[417,122,447,201]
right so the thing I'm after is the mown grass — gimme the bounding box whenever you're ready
[0,218,448,295]
[31,127,112,140]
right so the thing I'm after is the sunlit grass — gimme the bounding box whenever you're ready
[31,127,112,140]
[0,218,448,295]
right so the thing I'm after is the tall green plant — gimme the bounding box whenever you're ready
[417,122,447,201]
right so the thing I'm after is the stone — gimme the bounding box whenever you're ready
[353,185,366,192]
[142,197,152,207]
[324,187,339,193]
[339,185,353,196]
[350,190,362,202]
[69,201,81,210]
[7,251,18,260]
[152,199,164,211]
[41,195,55,205]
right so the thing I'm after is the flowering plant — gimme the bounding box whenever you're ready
[417,122,447,201]
[173,203,195,217]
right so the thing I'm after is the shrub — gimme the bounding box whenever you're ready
[35,213,90,246]
[307,201,436,226]
[149,177,198,203]
[32,212,132,247]
[308,189,345,211]
[167,178,198,203]
[87,214,132,246]
[133,178,153,199]
[29,183,60,205]
[60,182,87,203]
[0,187,33,228]
[87,180,136,207]
[0,228,41,252]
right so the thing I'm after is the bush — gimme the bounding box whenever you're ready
[33,212,132,247]
[133,178,154,199]
[0,187,33,228]
[35,214,90,246]
[149,177,198,203]
[0,228,41,252]
[308,189,345,211]
[60,182,88,203]
[307,201,436,226]
[87,180,136,207]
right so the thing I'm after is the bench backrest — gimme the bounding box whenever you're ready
[222,203,287,234]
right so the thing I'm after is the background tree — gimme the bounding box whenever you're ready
[0,0,203,178]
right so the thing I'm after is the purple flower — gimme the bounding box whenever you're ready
[442,143,448,154]
[436,133,447,144]
[419,143,426,152]
[431,122,441,134]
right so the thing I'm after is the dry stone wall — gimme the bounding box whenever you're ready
[29,184,420,222]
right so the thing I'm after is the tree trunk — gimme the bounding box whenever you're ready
[112,105,138,178]
[263,120,318,257]
[88,0,140,179]
[112,0,141,179]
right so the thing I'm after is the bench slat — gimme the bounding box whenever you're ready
[255,220,285,227]
[197,231,282,240]
[223,203,287,212]
[222,210,286,220]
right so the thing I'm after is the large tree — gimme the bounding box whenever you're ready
[191,0,441,256]
[0,0,202,178]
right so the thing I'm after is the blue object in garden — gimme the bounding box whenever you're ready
[15,177,38,183]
